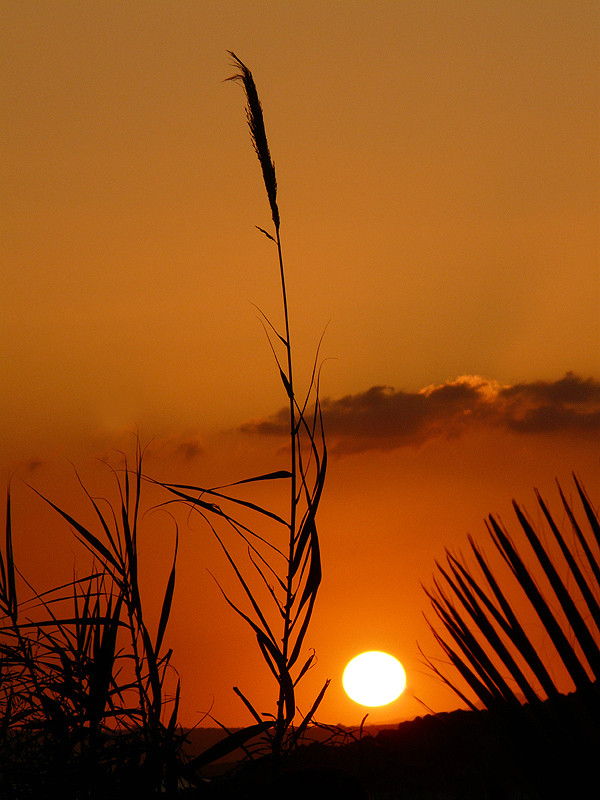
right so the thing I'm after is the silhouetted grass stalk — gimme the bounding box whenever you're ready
[171,53,328,771]
[227,52,328,755]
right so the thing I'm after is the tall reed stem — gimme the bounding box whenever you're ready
[161,54,328,773]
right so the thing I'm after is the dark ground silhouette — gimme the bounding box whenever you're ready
[188,682,600,799]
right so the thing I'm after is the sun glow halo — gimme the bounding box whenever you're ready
[343,651,406,707]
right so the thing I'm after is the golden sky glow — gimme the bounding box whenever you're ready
[2,2,599,727]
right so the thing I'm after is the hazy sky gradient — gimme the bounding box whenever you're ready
[2,1,599,726]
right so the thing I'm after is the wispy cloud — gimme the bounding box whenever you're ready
[146,434,205,462]
[240,372,600,455]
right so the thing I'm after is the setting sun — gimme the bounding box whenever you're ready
[343,651,407,707]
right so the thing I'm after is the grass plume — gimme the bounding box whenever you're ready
[227,51,280,231]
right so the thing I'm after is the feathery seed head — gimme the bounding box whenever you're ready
[227,51,280,231]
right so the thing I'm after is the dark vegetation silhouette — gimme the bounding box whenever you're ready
[1,51,598,799]
[0,448,184,798]
[164,51,329,772]
[417,475,600,796]
[0,53,327,797]
[422,475,600,709]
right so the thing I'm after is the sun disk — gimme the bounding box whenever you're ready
[343,651,406,707]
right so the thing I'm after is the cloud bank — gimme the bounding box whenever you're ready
[240,372,600,455]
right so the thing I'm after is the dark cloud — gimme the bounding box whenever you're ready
[23,459,45,473]
[175,440,205,460]
[498,373,600,405]
[147,435,205,462]
[240,372,600,455]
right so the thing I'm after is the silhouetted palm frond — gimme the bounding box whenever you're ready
[423,475,600,710]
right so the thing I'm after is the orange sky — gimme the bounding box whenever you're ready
[2,1,599,728]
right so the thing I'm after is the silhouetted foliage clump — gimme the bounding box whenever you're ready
[0,448,186,798]
[1,52,327,797]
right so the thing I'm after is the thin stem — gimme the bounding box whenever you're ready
[275,226,297,752]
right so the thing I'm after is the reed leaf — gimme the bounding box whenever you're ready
[157,480,289,526]
[289,677,331,747]
[72,464,122,561]
[293,650,316,687]
[227,469,293,486]
[248,547,286,615]
[28,488,122,576]
[166,677,181,736]
[155,528,178,656]
[1,487,17,621]
[233,684,265,726]
[210,524,279,646]
[182,720,277,775]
